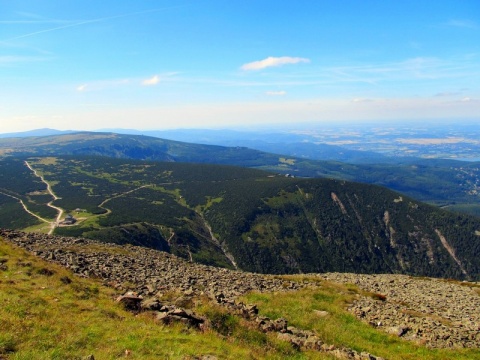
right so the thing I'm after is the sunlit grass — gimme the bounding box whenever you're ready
[279,157,296,165]
[1,240,479,360]
[242,276,480,360]
[22,223,52,233]
[0,240,331,359]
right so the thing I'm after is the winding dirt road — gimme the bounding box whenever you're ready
[24,161,64,234]
[0,190,51,224]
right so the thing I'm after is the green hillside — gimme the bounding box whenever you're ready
[1,156,479,280]
[0,132,479,214]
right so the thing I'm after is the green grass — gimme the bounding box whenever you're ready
[0,240,330,359]
[1,240,480,359]
[447,203,480,217]
[242,275,480,360]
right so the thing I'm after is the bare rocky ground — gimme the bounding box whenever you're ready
[2,229,479,356]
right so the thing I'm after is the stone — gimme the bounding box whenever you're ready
[386,326,409,337]
[313,310,329,317]
[2,229,480,350]
[171,308,189,317]
[116,294,143,311]
[156,312,169,322]
[140,298,162,311]
[245,304,258,315]
[273,318,288,332]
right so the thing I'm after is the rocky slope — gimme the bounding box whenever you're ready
[1,229,479,351]
[319,273,480,349]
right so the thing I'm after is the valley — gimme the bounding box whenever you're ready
[1,131,479,217]
[1,155,479,281]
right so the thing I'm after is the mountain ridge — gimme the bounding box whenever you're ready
[1,155,479,280]
[1,131,479,213]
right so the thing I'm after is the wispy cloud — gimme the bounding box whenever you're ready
[1,7,182,42]
[75,79,130,92]
[75,72,175,91]
[266,90,286,96]
[70,56,478,100]
[241,56,310,71]
[0,20,69,24]
[351,98,373,103]
[0,11,71,25]
[0,55,50,65]
[446,19,478,29]
[142,75,160,86]
[328,56,479,84]
[2,19,101,42]
[434,91,461,97]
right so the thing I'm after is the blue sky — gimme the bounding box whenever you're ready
[1,0,479,133]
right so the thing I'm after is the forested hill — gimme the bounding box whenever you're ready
[0,156,479,280]
[0,131,479,213]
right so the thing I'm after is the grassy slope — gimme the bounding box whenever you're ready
[243,276,480,360]
[1,239,478,359]
[0,240,315,360]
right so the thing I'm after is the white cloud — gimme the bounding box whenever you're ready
[461,97,472,102]
[266,90,286,96]
[76,84,87,92]
[142,75,160,86]
[241,56,310,71]
[352,98,373,103]
[71,78,131,92]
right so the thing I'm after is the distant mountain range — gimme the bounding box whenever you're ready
[0,131,479,216]
[0,128,76,139]
[2,127,390,164]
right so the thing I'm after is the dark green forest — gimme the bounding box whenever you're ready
[0,132,479,212]
[0,156,479,280]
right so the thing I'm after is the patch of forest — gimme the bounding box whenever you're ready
[0,156,479,280]
[1,132,480,214]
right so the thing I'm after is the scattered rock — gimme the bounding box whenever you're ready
[60,276,72,284]
[140,297,162,311]
[317,272,480,349]
[313,310,329,317]
[0,258,7,270]
[116,292,143,311]
[2,229,479,350]
[155,306,204,328]
[386,326,409,337]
